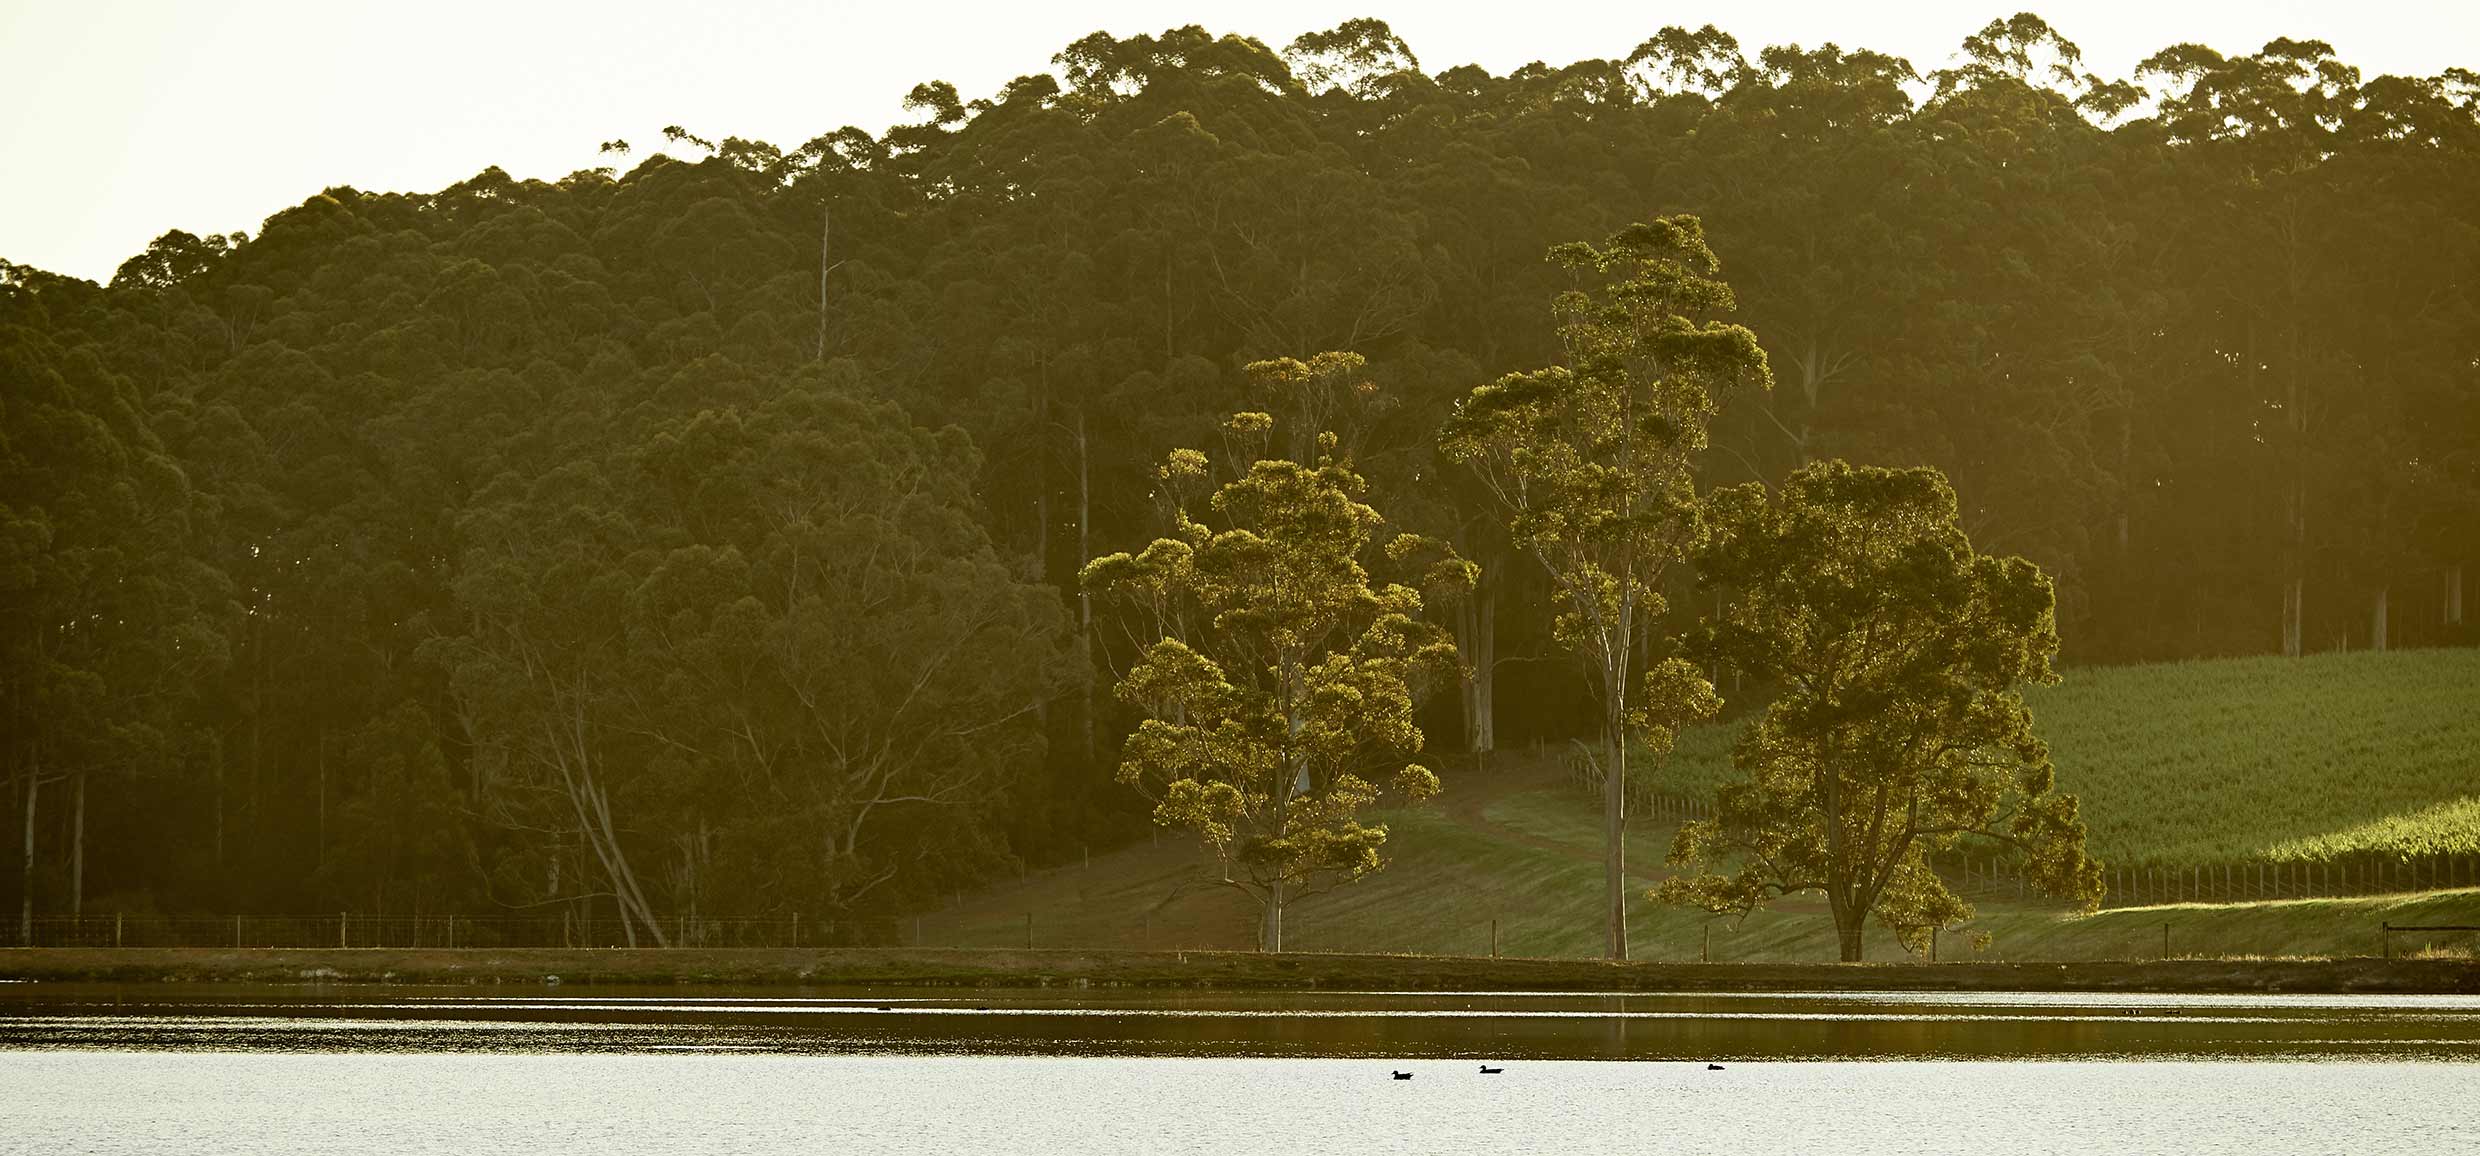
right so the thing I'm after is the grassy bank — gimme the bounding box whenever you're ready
[5,946,2478,994]
[914,750,2480,963]
[922,649,2480,963]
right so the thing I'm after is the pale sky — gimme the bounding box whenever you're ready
[4,0,2474,283]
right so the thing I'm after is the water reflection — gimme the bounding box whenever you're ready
[4,984,2478,1061]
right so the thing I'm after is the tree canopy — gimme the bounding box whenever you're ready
[1657,461,2104,961]
[1085,363,1470,951]
[1,13,2473,937]
[1440,216,1770,959]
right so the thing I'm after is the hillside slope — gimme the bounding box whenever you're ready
[928,650,2480,962]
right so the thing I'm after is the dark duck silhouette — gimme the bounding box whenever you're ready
[1478,1065,1503,1074]
[1391,1071,1413,1080]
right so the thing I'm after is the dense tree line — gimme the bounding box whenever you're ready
[3,15,2474,934]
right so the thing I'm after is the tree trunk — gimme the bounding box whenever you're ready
[211,731,225,869]
[18,771,34,946]
[2281,577,2304,658]
[2448,564,2464,626]
[70,771,84,920]
[1456,598,1477,748]
[1824,860,1866,962]
[1264,878,1284,954]
[1603,690,1628,962]
[558,745,667,949]
[2116,411,2133,553]
[251,615,264,841]
[828,200,848,359]
[1456,588,1498,757]
[1472,591,1496,756]
[2371,586,2388,653]
[1076,410,1096,766]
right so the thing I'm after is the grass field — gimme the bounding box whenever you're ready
[926,649,2480,964]
[924,755,2480,964]
[1648,648,2480,868]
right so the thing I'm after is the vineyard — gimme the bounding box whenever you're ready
[1627,648,2480,878]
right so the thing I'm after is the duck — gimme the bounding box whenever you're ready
[1706,1063,1724,1071]
[1392,1071,1413,1080]
[1478,1065,1503,1074]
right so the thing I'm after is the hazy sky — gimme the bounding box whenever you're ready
[5,0,2474,282]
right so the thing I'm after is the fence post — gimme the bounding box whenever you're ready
[447,916,456,949]
[1492,918,1501,960]
[791,912,800,948]
[2383,922,2392,960]
[115,912,123,949]
[2161,921,2170,960]
[339,912,348,949]
[1701,922,1710,963]
[1024,912,1034,950]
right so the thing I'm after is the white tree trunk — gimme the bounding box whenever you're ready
[1264,879,1283,954]
[2281,577,2304,657]
[1472,592,1496,755]
[1603,686,1628,962]
[1077,410,1096,764]
[70,771,83,920]
[1457,587,1497,757]
[18,771,34,946]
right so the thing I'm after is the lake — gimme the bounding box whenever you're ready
[4,983,2477,1153]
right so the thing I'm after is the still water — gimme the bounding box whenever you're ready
[4,984,2477,1154]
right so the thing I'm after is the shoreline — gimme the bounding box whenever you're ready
[4,947,2476,994]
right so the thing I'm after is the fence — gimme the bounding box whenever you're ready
[1954,852,2480,909]
[8,913,900,951]
[1562,745,1715,824]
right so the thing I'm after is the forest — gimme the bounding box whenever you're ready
[3,14,2475,946]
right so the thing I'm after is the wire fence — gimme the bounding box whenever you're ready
[1563,745,1716,824]
[2086,854,2480,908]
[8,913,902,951]
[1924,848,2480,908]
